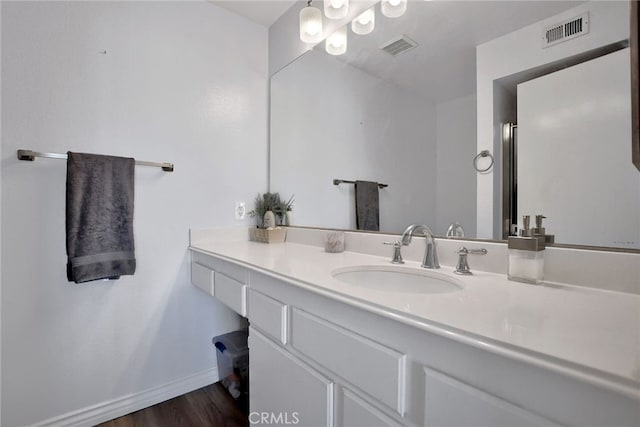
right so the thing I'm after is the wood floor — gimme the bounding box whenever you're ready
[97,383,248,427]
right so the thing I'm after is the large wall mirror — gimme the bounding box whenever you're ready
[270,0,640,251]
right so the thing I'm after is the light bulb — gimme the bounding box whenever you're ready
[357,9,373,24]
[324,0,349,20]
[307,21,321,36]
[381,0,407,18]
[351,7,375,35]
[299,4,323,43]
[325,26,347,56]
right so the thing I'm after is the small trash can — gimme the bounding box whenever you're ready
[213,329,249,401]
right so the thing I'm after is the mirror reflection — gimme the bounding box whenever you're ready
[270,0,639,250]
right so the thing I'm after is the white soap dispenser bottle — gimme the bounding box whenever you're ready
[507,215,545,284]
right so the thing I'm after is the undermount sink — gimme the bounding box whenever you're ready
[331,265,463,294]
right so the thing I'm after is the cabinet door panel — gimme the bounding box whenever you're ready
[291,308,406,416]
[423,367,559,427]
[341,388,401,427]
[249,328,333,427]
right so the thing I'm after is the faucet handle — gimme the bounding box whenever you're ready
[456,247,488,255]
[454,247,487,275]
[383,241,404,264]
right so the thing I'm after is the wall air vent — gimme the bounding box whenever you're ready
[380,35,418,57]
[542,12,589,48]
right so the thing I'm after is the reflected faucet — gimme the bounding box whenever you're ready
[400,224,440,269]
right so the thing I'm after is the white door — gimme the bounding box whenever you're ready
[517,48,639,249]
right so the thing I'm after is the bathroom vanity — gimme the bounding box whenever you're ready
[189,228,640,427]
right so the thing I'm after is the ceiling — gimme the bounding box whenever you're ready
[209,0,298,27]
[332,1,586,102]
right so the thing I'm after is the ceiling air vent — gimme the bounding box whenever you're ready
[542,12,589,48]
[380,35,418,57]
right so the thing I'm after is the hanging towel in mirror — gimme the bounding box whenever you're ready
[355,180,380,231]
[66,152,136,283]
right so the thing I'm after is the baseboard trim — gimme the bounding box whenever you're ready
[33,368,219,427]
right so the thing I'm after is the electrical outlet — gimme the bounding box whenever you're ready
[235,202,246,220]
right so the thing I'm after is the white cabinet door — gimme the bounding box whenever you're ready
[249,327,333,427]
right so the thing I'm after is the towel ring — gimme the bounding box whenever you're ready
[473,150,494,173]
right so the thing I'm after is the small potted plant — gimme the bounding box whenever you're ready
[248,193,287,243]
[248,192,280,228]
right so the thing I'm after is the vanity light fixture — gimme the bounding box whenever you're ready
[324,0,349,20]
[299,0,324,43]
[381,0,407,18]
[326,26,347,56]
[352,7,375,35]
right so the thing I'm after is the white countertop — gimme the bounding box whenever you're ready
[190,238,640,396]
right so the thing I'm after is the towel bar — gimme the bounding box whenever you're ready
[17,149,174,172]
[333,179,388,189]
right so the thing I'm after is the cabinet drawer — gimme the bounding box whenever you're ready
[191,262,214,296]
[214,272,247,316]
[423,366,559,427]
[216,259,248,284]
[247,289,288,344]
[291,308,406,416]
[192,251,248,284]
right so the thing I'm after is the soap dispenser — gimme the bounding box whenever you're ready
[532,214,555,243]
[507,215,545,284]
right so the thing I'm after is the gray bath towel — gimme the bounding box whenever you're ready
[355,180,380,231]
[66,152,136,283]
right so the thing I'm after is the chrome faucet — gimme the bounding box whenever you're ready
[400,224,440,269]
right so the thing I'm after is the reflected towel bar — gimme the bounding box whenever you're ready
[333,179,388,189]
[17,149,174,172]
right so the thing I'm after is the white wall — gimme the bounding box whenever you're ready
[1,2,267,425]
[434,94,477,237]
[270,50,436,234]
[476,1,629,238]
